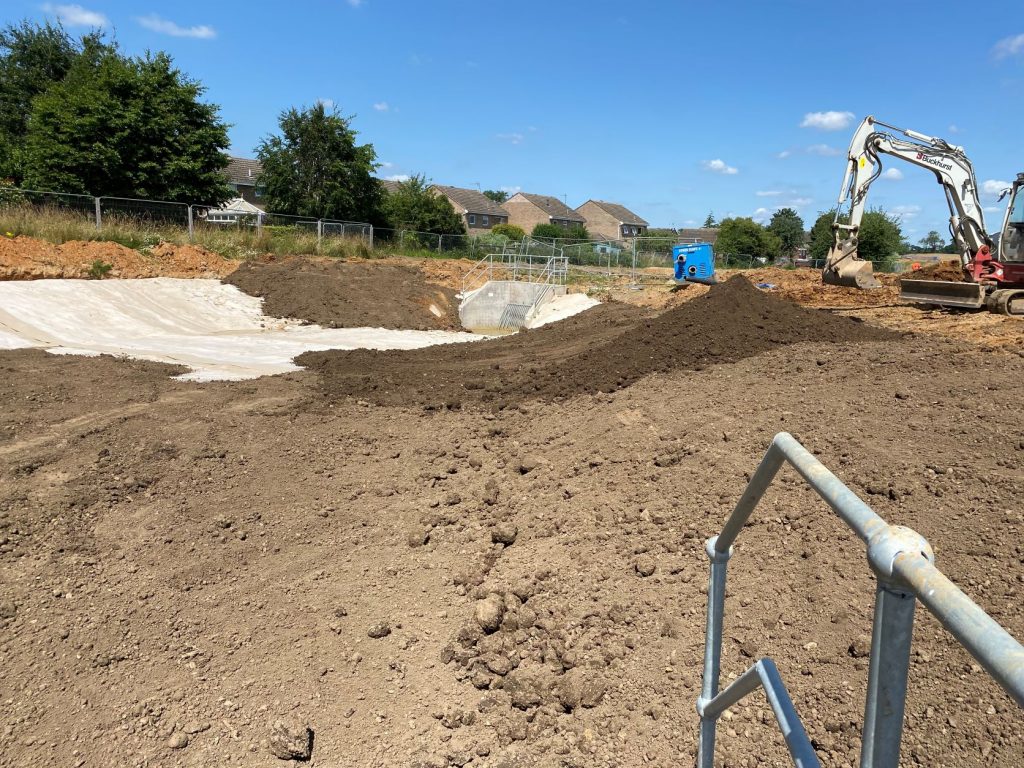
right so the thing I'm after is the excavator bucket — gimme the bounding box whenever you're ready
[822,239,882,289]
[898,278,986,309]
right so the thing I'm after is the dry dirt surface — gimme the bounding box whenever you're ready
[0,235,236,280]
[225,257,463,330]
[1,270,1024,768]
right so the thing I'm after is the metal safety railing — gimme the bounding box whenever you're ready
[459,248,568,298]
[698,432,1024,768]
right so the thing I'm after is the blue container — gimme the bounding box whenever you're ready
[672,242,716,285]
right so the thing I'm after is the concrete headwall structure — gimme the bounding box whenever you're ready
[459,280,566,332]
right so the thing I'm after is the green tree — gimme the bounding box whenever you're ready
[483,189,508,204]
[563,224,589,243]
[715,217,780,261]
[808,208,902,268]
[258,102,382,222]
[382,174,465,236]
[491,223,524,240]
[857,209,903,270]
[703,211,717,228]
[0,20,82,180]
[532,223,565,239]
[22,38,232,202]
[767,207,805,259]
[808,211,836,261]
[918,230,945,251]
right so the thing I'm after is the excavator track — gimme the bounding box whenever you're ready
[987,289,1024,316]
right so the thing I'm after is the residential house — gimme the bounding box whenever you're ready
[224,157,264,209]
[576,199,648,240]
[502,192,585,234]
[204,196,266,226]
[431,185,509,233]
[675,227,719,246]
[379,178,404,195]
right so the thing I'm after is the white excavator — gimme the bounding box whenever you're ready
[823,116,1024,315]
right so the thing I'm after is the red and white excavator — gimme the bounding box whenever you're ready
[823,116,1024,315]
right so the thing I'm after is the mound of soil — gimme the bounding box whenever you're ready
[300,275,899,408]
[0,235,234,279]
[225,257,462,330]
[909,260,965,282]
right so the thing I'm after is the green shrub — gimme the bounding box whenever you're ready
[491,223,524,241]
[87,259,112,279]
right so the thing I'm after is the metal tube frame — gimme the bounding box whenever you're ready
[697,432,1024,768]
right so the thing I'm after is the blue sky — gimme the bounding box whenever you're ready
[6,0,1023,240]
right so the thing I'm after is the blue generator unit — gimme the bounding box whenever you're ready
[672,242,716,285]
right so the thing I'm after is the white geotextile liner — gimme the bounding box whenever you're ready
[526,293,601,328]
[0,278,483,381]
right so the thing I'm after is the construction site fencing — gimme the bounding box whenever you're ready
[698,432,1024,768]
[4,187,834,273]
[2,187,374,248]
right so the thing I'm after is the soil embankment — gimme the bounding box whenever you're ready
[225,257,463,330]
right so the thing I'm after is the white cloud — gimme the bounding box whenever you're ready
[777,150,793,159]
[384,174,410,182]
[500,185,521,195]
[136,14,216,39]
[496,132,524,145]
[756,190,782,197]
[881,168,903,180]
[379,161,394,170]
[317,98,335,109]
[347,0,365,7]
[800,110,855,131]
[993,33,1024,59]
[787,197,813,207]
[373,102,390,112]
[948,124,961,134]
[982,179,1011,197]
[703,159,738,175]
[752,207,772,223]
[891,204,922,219]
[41,3,107,27]
[806,143,842,157]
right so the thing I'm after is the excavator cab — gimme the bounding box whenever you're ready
[1003,175,1024,263]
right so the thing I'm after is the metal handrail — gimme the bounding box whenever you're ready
[698,432,1024,768]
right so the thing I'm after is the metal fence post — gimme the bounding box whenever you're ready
[317,219,323,252]
[859,582,916,768]
[369,225,374,248]
[697,535,733,768]
[187,205,194,240]
[860,527,932,768]
[94,197,102,230]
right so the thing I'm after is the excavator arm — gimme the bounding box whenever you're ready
[823,116,991,289]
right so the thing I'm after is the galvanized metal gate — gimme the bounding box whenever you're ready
[697,432,1024,768]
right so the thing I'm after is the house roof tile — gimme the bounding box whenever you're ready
[578,199,648,226]
[432,185,509,217]
[225,157,262,186]
[511,193,586,223]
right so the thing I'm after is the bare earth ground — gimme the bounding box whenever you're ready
[1,257,1023,768]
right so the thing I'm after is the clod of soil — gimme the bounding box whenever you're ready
[299,276,899,408]
[224,257,462,330]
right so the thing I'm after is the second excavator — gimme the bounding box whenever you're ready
[823,116,1024,315]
